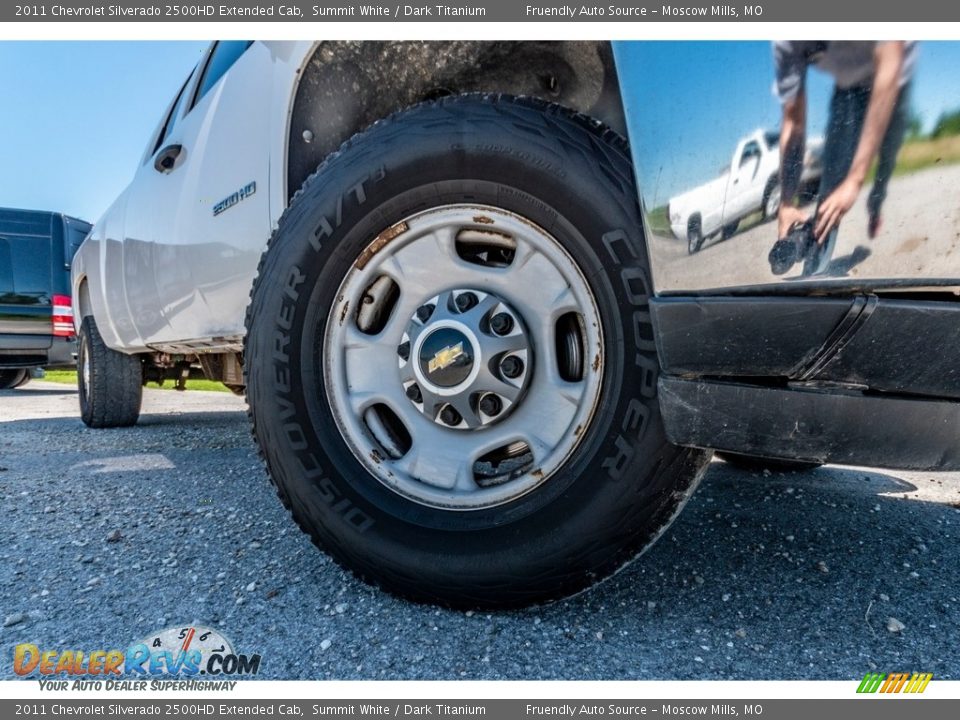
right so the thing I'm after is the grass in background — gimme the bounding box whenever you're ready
[43,370,230,393]
[893,134,960,176]
[646,204,673,237]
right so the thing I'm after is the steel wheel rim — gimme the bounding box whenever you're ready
[324,204,604,511]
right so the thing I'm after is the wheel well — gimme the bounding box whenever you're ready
[762,173,778,202]
[286,41,627,201]
[687,214,702,235]
[77,277,92,319]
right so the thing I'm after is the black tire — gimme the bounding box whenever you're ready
[762,177,781,220]
[717,451,822,473]
[721,220,740,240]
[77,315,143,428]
[687,215,704,254]
[0,369,30,389]
[245,95,709,608]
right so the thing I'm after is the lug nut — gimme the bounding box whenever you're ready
[455,292,478,312]
[478,393,503,417]
[405,384,422,403]
[439,405,462,426]
[415,304,435,323]
[397,341,410,361]
[500,355,524,379]
[489,312,513,335]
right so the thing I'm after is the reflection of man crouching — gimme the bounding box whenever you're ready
[773,41,916,276]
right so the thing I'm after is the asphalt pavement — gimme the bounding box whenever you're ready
[2,381,958,680]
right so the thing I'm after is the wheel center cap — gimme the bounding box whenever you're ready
[418,328,475,388]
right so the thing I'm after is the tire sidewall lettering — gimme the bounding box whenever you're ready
[265,175,382,534]
[599,230,659,480]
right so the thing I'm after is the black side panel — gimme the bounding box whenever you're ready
[815,300,960,399]
[653,295,960,469]
[651,296,855,378]
[652,295,960,400]
[660,377,960,471]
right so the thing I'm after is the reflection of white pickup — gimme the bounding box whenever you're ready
[667,129,823,254]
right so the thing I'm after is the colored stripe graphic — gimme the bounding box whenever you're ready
[857,671,931,693]
[857,673,886,693]
[906,673,933,693]
[891,673,909,693]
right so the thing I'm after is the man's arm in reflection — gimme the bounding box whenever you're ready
[815,41,906,240]
[778,88,808,238]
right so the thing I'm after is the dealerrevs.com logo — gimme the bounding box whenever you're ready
[13,625,261,688]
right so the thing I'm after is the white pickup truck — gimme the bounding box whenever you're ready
[667,129,822,253]
[73,41,958,609]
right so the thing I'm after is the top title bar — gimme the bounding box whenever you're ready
[5,1,958,22]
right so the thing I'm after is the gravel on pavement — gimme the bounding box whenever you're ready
[2,381,958,680]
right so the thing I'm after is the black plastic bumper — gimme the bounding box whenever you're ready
[660,377,960,471]
[652,295,960,470]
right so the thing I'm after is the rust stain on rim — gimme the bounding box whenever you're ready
[355,221,409,270]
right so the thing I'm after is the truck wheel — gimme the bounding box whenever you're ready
[245,95,709,608]
[0,369,30,389]
[687,216,704,254]
[77,316,142,428]
[762,180,781,219]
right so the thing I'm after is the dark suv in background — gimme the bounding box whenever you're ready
[0,208,88,389]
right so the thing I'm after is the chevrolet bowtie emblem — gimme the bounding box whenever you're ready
[428,342,465,373]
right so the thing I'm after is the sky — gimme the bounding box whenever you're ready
[0,41,207,223]
[1,41,959,223]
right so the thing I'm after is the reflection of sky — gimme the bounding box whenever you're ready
[614,41,960,209]
[1,41,958,224]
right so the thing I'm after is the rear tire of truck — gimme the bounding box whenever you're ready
[0,369,30,389]
[77,316,143,428]
[245,95,710,608]
[762,179,781,220]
